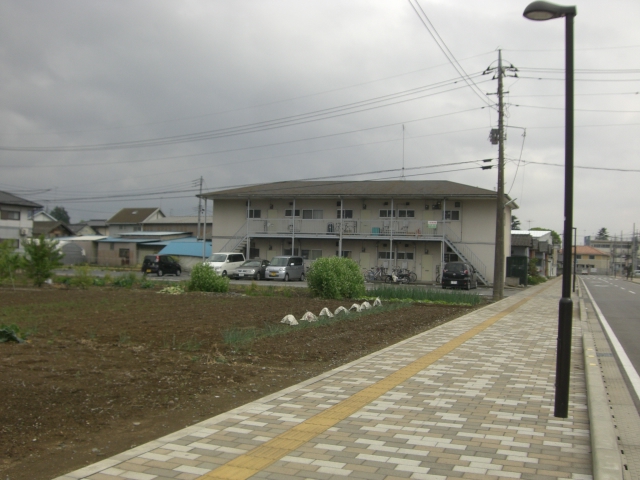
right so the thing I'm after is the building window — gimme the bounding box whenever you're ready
[378,251,396,259]
[379,209,396,218]
[335,250,352,258]
[0,210,20,220]
[576,255,582,259]
[0,238,19,248]
[301,249,322,260]
[248,209,261,218]
[337,209,353,219]
[397,252,415,260]
[589,255,595,260]
[397,209,415,218]
[119,248,130,258]
[110,243,115,251]
[284,209,300,217]
[443,210,460,221]
[283,248,300,255]
[302,209,323,219]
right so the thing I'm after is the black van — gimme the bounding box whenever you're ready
[442,261,478,290]
[141,255,182,276]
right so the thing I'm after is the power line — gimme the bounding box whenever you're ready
[407,0,494,109]
[509,158,640,173]
[0,76,491,152]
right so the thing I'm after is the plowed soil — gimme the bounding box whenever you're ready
[0,286,477,480]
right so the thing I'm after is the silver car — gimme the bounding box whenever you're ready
[265,256,305,281]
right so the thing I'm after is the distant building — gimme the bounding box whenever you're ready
[584,236,637,274]
[107,208,164,236]
[0,191,43,252]
[511,230,558,277]
[559,246,609,275]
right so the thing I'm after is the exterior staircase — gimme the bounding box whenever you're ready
[443,237,490,286]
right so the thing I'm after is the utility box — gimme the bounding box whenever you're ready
[507,256,529,286]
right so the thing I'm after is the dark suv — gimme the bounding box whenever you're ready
[141,255,182,276]
[442,261,477,290]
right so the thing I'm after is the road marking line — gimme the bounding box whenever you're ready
[198,285,552,480]
[581,280,640,404]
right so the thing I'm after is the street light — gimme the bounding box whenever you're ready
[523,1,576,419]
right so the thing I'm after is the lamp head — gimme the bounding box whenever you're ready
[523,1,576,20]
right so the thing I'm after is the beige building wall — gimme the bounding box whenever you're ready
[208,196,505,283]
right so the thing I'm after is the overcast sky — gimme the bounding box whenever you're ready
[1,0,639,242]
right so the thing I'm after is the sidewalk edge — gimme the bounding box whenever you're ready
[579,287,624,480]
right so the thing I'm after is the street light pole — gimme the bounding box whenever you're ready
[523,1,576,419]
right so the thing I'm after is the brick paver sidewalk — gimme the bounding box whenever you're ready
[56,280,593,480]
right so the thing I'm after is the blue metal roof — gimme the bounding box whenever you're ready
[158,239,211,257]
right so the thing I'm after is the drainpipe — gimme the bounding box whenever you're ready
[202,198,208,261]
[339,196,343,257]
[390,198,394,268]
[246,198,250,259]
[292,199,295,255]
[442,198,446,268]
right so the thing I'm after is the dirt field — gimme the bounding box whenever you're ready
[0,285,479,480]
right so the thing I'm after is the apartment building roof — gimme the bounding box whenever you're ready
[201,180,513,202]
[0,191,43,209]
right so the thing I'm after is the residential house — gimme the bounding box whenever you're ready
[0,191,43,252]
[510,230,558,277]
[30,211,57,222]
[33,221,76,238]
[144,215,212,238]
[97,231,193,267]
[107,208,165,236]
[199,180,516,284]
[559,246,609,275]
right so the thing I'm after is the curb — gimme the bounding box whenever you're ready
[579,281,624,480]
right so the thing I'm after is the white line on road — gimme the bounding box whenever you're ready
[582,280,640,402]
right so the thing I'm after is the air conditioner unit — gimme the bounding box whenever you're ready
[20,228,28,236]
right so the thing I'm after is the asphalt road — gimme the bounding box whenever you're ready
[581,275,640,385]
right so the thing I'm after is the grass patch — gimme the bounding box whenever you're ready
[367,285,483,306]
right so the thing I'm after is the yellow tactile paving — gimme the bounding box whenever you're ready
[199,288,550,480]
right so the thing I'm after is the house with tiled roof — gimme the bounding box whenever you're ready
[198,180,518,285]
[106,208,165,236]
[559,245,609,275]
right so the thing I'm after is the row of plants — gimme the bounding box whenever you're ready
[221,302,409,350]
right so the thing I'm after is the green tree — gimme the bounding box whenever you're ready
[531,227,562,245]
[511,215,521,230]
[22,235,63,287]
[0,240,21,288]
[50,206,70,224]
[596,228,609,240]
[306,256,365,299]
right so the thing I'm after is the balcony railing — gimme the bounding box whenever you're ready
[247,218,446,238]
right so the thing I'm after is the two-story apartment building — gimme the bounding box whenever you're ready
[0,191,43,252]
[199,180,515,284]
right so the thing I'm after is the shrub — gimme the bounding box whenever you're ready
[0,240,21,288]
[22,235,64,287]
[112,272,138,288]
[70,266,94,289]
[528,275,548,285]
[306,256,365,299]
[189,264,229,293]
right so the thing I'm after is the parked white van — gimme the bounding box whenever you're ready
[204,252,245,277]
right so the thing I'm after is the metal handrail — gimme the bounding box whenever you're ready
[219,223,248,253]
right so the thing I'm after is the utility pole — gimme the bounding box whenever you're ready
[197,176,203,240]
[487,50,516,300]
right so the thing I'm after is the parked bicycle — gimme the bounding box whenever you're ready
[364,266,391,283]
[384,268,417,284]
